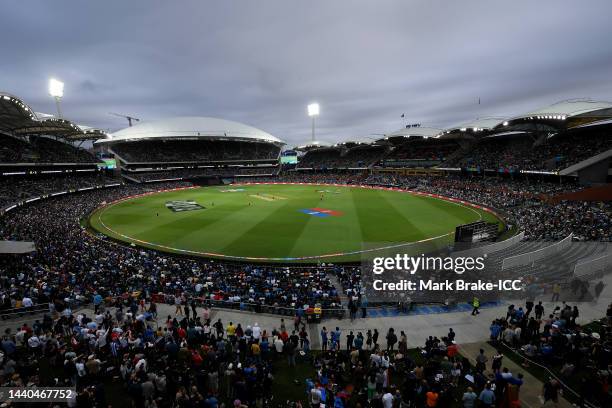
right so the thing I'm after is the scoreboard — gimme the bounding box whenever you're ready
[455,221,499,243]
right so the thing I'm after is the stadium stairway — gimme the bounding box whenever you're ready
[502,242,609,282]
[460,341,573,408]
[328,274,351,309]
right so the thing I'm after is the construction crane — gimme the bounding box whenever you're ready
[109,112,140,127]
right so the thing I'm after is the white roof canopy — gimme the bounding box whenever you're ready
[511,99,612,120]
[445,117,505,133]
[385,126,443,139]
[103,116,283,145]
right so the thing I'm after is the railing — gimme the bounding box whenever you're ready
[0,303,49,319]
[501,234,573,270]
[0,298,92,319]
[150,294,346,319]
[496,340,600,408]
[574,252,612,279]
[453,231,525,258]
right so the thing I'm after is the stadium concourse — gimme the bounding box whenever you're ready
[0,93,611,407]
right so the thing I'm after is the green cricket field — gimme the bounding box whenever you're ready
[88,183,502,262]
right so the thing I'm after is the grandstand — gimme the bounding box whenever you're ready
[375,126,455,168]
[288,100,612,187]
[0,94,103,168]
[97,116,284,182]
[0,91,611,408]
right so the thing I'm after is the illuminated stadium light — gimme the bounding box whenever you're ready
[307,103,320,117]
[48,78,64,98]
[307,102,320,142]
[48,78,64,118]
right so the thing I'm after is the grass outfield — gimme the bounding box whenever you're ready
[88,183,503,262]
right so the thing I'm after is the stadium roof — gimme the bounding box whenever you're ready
[444,117,505,133]
[102,116,283,145]
[515,99,612,118]
[500,99,612,131]
[377,126,443,142]
[334,136,379,146]
[296,140,332,150]
[0,92,108,141]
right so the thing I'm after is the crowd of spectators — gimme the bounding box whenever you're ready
[0,296,311,407]
[0,135,98,163]
[442,137,533,172]
[127,167,279,182]
[0,170,608,327]
[298,146,387,169]
[378,140,458,167]
[1,171,610,317]
[527,131,612,171]
[310,322,530,408]
[0,173,116,210]
[112,140,280,163]
[442,131,612,172]
[294,129,611,172]
[488,298,611,407]
[0,290,536,408]
[0,169,609,406]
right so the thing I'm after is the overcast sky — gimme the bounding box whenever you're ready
[2,1,612,146]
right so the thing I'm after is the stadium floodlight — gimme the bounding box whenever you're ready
[49,78,64,98]
[48,78,64,118]
[307,103,320,117]
[307,103,320,141]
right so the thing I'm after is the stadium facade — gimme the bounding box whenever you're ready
[96,116,284,183]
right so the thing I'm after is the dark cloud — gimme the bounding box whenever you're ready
[1,0,611,146]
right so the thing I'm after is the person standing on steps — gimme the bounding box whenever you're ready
[373,328,379,350]
[551,283,561,302]
[174,294,183,316]
[320,326,328,351]
[471,297,480,315]
[360,295,368,318]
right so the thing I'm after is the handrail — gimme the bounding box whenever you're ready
[0,303,49,318]
[453,231,525,258]
[574,251,612,279]
[496,340,599,408]
[502,234,573,270]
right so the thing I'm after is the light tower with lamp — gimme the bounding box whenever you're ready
[307,102,320,142]
[48,78,64,118]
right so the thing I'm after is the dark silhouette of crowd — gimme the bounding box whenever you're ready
[128,167,279,183]
[0,134,98,164]
[441,131,612,172]
[0,173,116,210]
[112,140,279,163]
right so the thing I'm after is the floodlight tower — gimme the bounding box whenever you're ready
[307,103,320,142]
[48,78,64,118]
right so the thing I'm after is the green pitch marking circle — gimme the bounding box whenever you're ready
[88,183,504,262]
